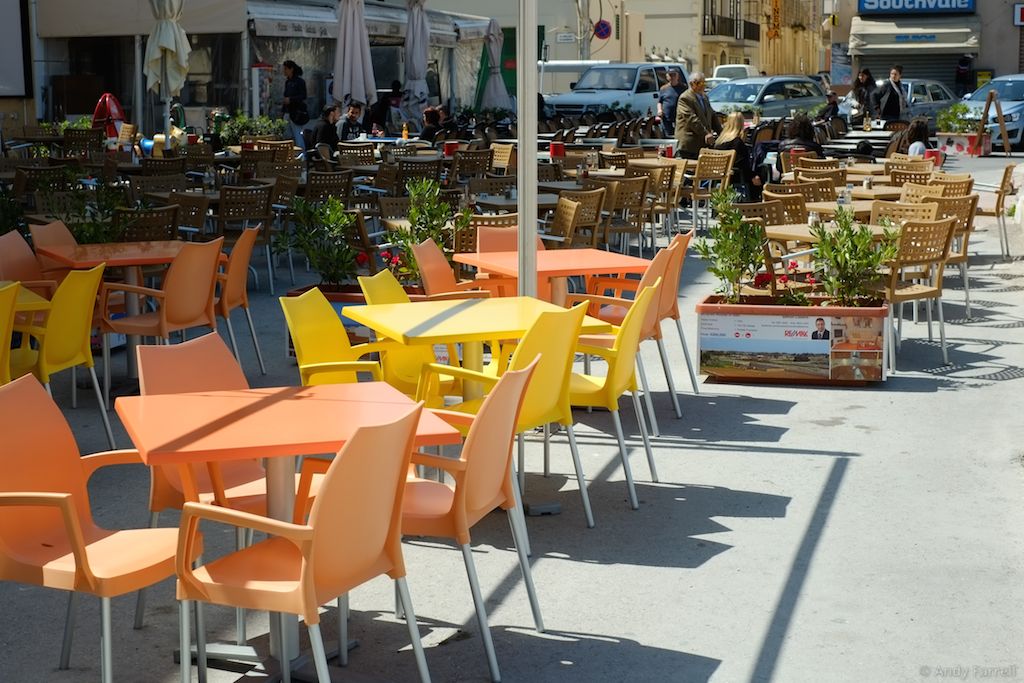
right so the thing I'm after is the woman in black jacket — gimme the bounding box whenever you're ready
[850,69,876,125]
[282,60,308,157]
[776,113,825,173]
[714,111,761,200]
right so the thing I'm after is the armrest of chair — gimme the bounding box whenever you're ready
[588,275,640,295]
[79,449,144,481]
[576,342,618,360]
[425,290,490,301]
[564,292,630,310]
[18,279,57,299]
[301,360,382,384]
[177,501,311,590]
[0,491,95,588]
[100,282,164,321]
[415,362,498,402]
[411,450,468,473]
[293,457,332,523]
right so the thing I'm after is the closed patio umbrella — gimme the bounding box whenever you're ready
[481,18,512,111]
[143,0,191,150]
[400,0,430,126]
[333,0,377,108]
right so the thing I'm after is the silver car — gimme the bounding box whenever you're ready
[708,76,826,119]
[839,78,957,129]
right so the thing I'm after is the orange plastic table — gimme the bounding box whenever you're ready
[35,240,216,377]
[116,382,460,672]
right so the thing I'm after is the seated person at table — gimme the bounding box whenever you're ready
[337,102,365,141]
[906,118,930,157]
[309,104,340,156]
[775,112,824,173]
[714,111,761,200]
[419,108,441,144]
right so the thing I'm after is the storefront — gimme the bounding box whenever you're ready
[846,0,979,89]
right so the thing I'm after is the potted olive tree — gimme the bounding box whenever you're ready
[694,194,895,385]
[380,178,471,282]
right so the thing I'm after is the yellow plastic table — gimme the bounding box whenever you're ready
[343,296,613,399]
[0,281,51,313]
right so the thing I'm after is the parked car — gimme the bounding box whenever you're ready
[707,76,826,119]
[545,62,690,117]
[807,72,832,93]
[838,78,958,130]
[706,77,729,91]
[962,74,1024,148]
[713,64,759,81]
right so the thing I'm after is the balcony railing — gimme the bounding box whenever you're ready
[702,15,736,38]
[703,15,761,43]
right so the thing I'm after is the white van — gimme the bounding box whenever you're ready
[713,64,759,81]
[545,63,690,117]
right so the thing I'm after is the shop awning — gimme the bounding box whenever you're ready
[848,15,980,55]
[37,0,243,37]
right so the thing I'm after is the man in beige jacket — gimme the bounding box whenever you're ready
[674,72,721,158]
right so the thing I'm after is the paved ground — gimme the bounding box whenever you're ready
[3,152,1023,682]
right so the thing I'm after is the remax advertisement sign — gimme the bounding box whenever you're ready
[858,0,974,13]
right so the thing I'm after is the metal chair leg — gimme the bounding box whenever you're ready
[307,623,332,683]
[565,424,595,528]
[59,591,78,669]
[508,461,532,556]
[961,263,972,319]
[89,366,116,449]
[632,390,658,483]
[542,423,550,476]
[179,600,191,683]
[100,596,113,683]
[264,244,275,295]
[517,433,526,494]
[460,544,501,682]
[134,511,160,629]
[635,354,659,437]
[506,510,544,633]
[674,318,700,394]
[102,333,111,410]
[235,528,247,645]
[224,315,241,360]
[938,296,949,365]
[337,594,349,666]
[610,410,640,510]
[243,306,267,375]
[656,337,683,418]
[395,578,432,683]
[195,601,208,683]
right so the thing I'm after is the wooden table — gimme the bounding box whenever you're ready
[476,193,559,213]
[34,240,205,377]
[146,189,223,208]
[343,296,613,400]
[765,222,893,244]
[845,163,888,176]
[115,382,460,674]
[538,180,584,193]
[805,200,874,221]
[849,185,902,201]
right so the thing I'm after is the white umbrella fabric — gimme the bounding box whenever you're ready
[400,0,430,126]
[481,18,512,111]
[333,0,377,107]
[143,0,191,150]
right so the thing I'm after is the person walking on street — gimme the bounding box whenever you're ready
[281,60,308,158]
[675,72,721,159]
[850,69,877,125]
[658,68,687,137]
[872,65,908,123]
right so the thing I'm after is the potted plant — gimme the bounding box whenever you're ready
[381,178,472,283]
[218,113,288,147]
[936,102,990,157]
[694,194,894,385]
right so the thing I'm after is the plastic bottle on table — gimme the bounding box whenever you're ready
[402,122,409,140]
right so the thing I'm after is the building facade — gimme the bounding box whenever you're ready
[760,0,826,77]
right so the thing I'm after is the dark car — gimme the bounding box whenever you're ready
[708,76,826,118]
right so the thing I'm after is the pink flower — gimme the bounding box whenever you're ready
[788,260,799,270]
[391,256,401,266]
[379,250,391,260]
[753,273,772,288]
[778,274,789,284]
[355,252,369,265]
[806,276,816,285]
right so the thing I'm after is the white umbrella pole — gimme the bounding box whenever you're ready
[516,0,538,297]
[162,53,171,151]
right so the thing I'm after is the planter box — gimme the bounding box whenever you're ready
[937,132,991,157]
[695,295,890,385]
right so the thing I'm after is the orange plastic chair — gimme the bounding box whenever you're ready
[0,229,57,297]
[416,304,596,527]
[475,226,548,298]
[569,282,661,510]
[567,244,676,437]
[10,264,116,449]
[214,226,266,374]
[0,282,19,385]
[99,238,224,408]
[412,237,496,298]
[0,375,192,682]
[28,219,75,280]
[279,286,386,386]
[176,404,431,683]
[404,360,542,682]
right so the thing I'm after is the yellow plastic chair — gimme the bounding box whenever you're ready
[567,243,676,437]
[10,264,116,449]
[358,269,459,399]
[176,404,431,683]
[569,282,661,510]
[0,375,190,683]
[279,287,385,385]
[0,282,19,385]
[416,305,596,527]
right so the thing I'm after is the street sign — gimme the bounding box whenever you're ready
[555,32,576,43]
[1015,3,1024,26]
[593,19,612,40]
